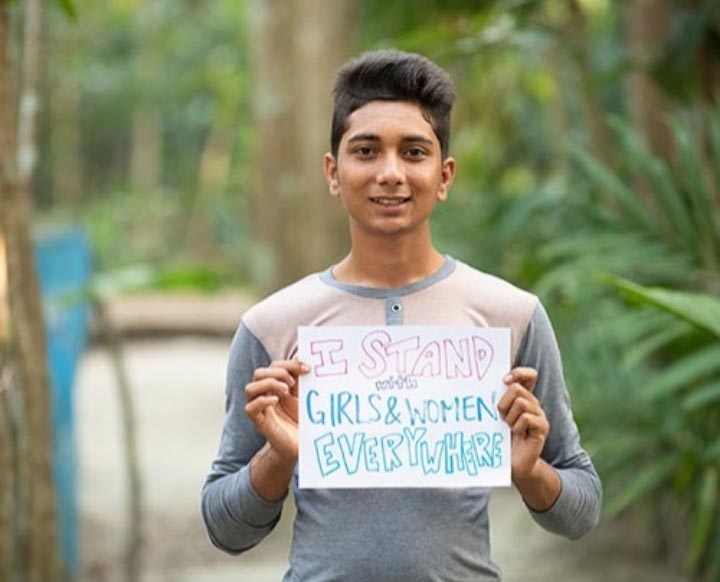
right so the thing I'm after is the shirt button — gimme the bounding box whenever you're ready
[391,303,402,313]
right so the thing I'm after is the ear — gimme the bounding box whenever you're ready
[324,153,341,198]
[436,156,456,202]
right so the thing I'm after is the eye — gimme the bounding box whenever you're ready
[404,147,427,159]
[353,145,375,158]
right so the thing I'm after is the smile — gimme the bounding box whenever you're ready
[370,197,410,206]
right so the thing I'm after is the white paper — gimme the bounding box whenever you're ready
[297,326,511,489]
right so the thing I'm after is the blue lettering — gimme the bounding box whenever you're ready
[367,393,383,423]
[471,432,494,467]
[444,432,465,474]
[405,398,426,426]
[314,432,340,477]
[364,437,380,472]
[476,396,498,421]
[306,389,325,425]
[440,398,457,423]
[380,433,404,472]
[337,432,365,475]
[426,400,440,423]
[461,395,476,422]
[403,427,427,466]
[419,439,445,475]
[492,432,504,468]
[335,391,354,426]
[462,436,479,476]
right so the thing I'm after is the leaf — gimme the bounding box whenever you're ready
[683,380,720,411]
[706,440,720,463]
[649,1,715,101]
[708,109,720,208]
[607,117,697,249]
[568,144,657,232]
[671,118,718,262]
[621,320,692,371]
[688,467,718,572]
[605,275,720,338]
[646,344,720,400]
[56,0,77,20]
[605,456,678,517]
[688,467,719,573]
[703,516,720,581]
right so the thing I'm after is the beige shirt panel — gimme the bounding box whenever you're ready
[402,261,538,362]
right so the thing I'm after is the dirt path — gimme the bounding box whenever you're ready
[76,338,687,582]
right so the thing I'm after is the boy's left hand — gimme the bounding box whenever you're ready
[498,367,549,480]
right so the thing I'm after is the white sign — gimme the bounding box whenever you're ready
[297,326,511,488]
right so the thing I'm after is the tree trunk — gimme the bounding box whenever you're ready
[0,233,7,338]
[130,107,162,193]
[0,369,17,582]
[626,0,674,159]
[17,0,41,184]
[248,0,293,291]
[0,236,15,582]
[48,21,83,207]
[291,0,354,280]
[50,80,83,205]
[0,4,61,581]
[249,0,355,292]
[130,3,162,194]
[94,302,143,582]
[0,12,15,580]
[185,105,234,258]
[568,0,611,165]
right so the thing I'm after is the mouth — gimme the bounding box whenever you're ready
[370,196,410,206]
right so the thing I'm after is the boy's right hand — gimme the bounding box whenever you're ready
[245,359,309,463]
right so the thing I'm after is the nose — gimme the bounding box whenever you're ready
[376,152,405,186]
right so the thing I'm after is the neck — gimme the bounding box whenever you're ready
[333,228,445,288]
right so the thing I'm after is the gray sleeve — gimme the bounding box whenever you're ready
[201,323,286,554]
[513,302,602,540]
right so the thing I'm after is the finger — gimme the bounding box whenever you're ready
[245,394,279,423]
[245,378,291,400]
[253,366,298,387]
[503,367,538,391]
[279,391,299,422]
[497,383,536,416]
[504,397,541,427]
[271,359,311,377]
[512,412,549,439]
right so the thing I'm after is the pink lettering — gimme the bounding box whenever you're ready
[310,339,348,377]
[386,336,420,374]
[359,330,391,378]
[443,338,472,379]
[472,336,494,381]
[411,340,442,377]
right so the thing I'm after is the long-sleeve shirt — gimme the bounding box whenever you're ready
[202,257,602,582]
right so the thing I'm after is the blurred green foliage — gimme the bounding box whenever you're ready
[39,0,252,279]
[553,111,720,581]
[36,0,720,578]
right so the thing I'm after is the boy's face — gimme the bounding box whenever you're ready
[324,100,455,240]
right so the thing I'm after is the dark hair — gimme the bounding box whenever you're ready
[331,49,456,159]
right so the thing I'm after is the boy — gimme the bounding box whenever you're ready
[202,49,601,581]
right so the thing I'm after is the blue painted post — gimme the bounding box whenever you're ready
[34,228,92,576]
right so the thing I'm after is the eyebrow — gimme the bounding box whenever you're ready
[347,133,435,146]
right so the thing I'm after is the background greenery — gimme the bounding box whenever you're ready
[24,0,720,580]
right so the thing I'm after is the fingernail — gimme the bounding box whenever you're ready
[300,364,310,373]
[503,374,513,383]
